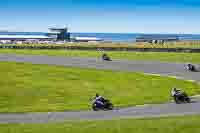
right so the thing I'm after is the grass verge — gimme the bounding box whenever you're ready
[2,41,200,48]
[0,62,199,112]
[1,115,200,133]
[0,49,200,63]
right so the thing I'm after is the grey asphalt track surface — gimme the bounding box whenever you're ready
[0,54,199,124]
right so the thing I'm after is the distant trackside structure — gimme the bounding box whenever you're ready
[136,34,179,44]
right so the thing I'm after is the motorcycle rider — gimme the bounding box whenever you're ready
[171,88,182,97]
[186,63,195,71]
[92,93,113,111]
[171,87,190,103]
[102,53,110,61]
[93,93,105,107]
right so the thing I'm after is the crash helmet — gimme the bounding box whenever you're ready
[96,93,99,97]
[172,87,177,92]
[102,53,107,56]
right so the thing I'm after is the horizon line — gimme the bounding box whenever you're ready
[1,30,200,35]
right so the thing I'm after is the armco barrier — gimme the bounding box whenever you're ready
[0,45,200,53]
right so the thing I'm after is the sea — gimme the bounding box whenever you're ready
[1,32,200,42]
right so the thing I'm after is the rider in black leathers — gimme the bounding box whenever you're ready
[93,93,105,107]
[102,53,111,61]
[186,63,195,71]
[171,88,190,103]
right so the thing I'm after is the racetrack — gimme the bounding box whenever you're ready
[0,54,199,123]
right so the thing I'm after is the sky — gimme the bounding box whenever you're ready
[0,0,200,34]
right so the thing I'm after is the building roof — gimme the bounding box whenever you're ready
[73,37,103,41]
[47,31,60,34]
[0,35,54,40]
[49,28,68,32]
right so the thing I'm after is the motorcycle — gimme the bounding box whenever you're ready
[173,91,191,104]
[102,54,112,61]
[92,99,113,111]
[184,64,196,72]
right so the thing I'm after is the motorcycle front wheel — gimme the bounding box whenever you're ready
[92,104,99,111]
[174,96,182,104]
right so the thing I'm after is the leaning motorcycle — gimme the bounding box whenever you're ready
[92,99,113,111]
[102,54,112,61]
[184,64,196,72]
[173,92,191,104]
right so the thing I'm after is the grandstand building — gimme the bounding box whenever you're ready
[48,27,70,41]
[0,27,70,41]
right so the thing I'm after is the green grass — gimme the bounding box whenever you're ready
[1,115,200,133]
[0,49,200,63]
[0,62,200,113]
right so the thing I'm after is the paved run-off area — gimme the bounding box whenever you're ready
[0,54,199,123]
